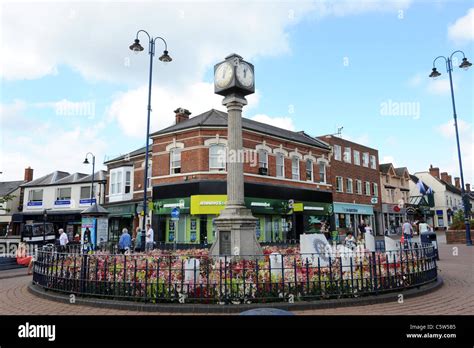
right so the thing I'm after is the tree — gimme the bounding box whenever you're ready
[0,194,15,213]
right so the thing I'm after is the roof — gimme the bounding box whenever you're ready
[21,170,106,188]
[104,146,148,164]
[395,167,409,177]
[439,179,462,195]
[151,109,330,150]
[0,180,25,196]
[81,203,109,215]
[379,163,393,174]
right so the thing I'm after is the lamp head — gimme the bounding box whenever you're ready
[429,67,441,79]
[129,39,144,54]
[83,158,90,165]
[459,57,472,71]
[159,50,172,63]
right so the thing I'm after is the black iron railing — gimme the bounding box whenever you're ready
[32,243,437,304]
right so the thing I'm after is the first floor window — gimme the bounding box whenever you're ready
[306,160,313,181]
[111,172,116,194]
[57,187,71,200]
[80,186,91,200]
[373,183,378,197]
[29,189,43,202]
[336,177,344,192]
[356,180,362,194]
[170,148,181,174]
[125,171,131,194]
[258,149,268,169]
[116,171,123,194]
[365,182,371,196]
[319,162,326,183]
[291,157,300,180]
[209,145,226,171]
[346,178,353,193]
[334,145,342,161]
[276,153,284,178]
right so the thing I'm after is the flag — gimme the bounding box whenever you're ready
[416,179,427,195]
[426,186,433,195]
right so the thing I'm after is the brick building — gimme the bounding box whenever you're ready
[316,135,383,236]
[114,107,334,244]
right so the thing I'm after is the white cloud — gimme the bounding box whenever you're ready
[435,119,473,183]
[311,0,411,18]
[448,8,474,43]
[408,73,422,87]
[249,114,296,131]
[427,78,456,95]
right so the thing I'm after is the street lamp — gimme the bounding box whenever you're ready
[429,50,472,246]
[129,30,172,251]
[83,153,96,205]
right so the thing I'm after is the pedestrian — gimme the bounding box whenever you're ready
[59,228,68,252]
[401,220,413,243]
[118,228,132,254]
[358,221,366,236]
[364,224,373,235]
[16,242,34,275]
[145,223,154,251]
[418,220,430,234]
[344,232,357,250]
[134,228,142,252]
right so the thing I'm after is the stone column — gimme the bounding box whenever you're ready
[209,94,263,259]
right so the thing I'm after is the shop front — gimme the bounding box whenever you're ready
[333,202,375,237]
[382,203,406,235]
[105,202,138,243]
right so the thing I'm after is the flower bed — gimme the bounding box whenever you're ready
[32,244,437,304]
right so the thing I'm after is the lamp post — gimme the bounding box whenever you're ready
[129,30,172,251]
[429,51,472,246]
[83,153,96,205]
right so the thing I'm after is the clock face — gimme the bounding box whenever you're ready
[236,62,254,88]
[214,62,234,89]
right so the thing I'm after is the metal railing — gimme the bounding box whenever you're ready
[32,243,437,304]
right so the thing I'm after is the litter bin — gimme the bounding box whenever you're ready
[420,231,439,260]
[240,308,294,316]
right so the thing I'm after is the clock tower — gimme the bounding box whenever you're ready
[210,54,263,259]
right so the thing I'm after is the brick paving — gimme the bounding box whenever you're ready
[0,239,472,315]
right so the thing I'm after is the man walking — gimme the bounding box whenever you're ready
[145,223,154,251]
[59,228,68,252]
[402,220,413,243]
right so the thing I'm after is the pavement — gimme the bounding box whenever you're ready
[0,236,472,315]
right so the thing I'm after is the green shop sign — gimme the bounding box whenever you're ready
[153,198,190,215]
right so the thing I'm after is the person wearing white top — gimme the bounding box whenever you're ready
[145,224,154,251]
[418,221,431,233]
[59,229,68,252]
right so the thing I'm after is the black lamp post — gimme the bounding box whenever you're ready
[83,153,96,205]
[129,30,172,251]
[429,51,472,246]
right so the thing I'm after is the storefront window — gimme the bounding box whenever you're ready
[304,215,329,233]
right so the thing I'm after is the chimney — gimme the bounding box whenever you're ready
[429,164,440,179]
[454,177,461,189]
[24,167,33,182]
[440,172,449,183]
[447,175,453,185]
[466,183,471,192]
[174,108,191,124]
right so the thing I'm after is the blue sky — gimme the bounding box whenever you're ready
[1,0,473,184]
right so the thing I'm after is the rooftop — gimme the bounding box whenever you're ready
[21,170,107,188]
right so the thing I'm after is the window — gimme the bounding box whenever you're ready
[29,189,43,202]
[80,186,91,200]
[116,171,122,194]
[319,162,326,183]
[362,153,369,167]
[125,171,131,194]
[385,175,390,183]
[373,183,378,197]
[353,150,360,165]
[57,187,71,200]
[370,155,376,169]
[343,147,351,163]
[258,149,268,169]
[336,176,344,192]
[111,172,116,194]
[306,160,313,181]
[356,180,362,194]
[276,153,285,178]
[209,145,226,171]
[291,157,300,180]
[334,145,341,161]
[365,182,371,196]
[346,178,353,193]
[170,148,182,174]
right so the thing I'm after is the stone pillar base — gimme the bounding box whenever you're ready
[209,206,263,259]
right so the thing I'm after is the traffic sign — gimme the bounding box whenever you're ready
[171,207,180,220]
